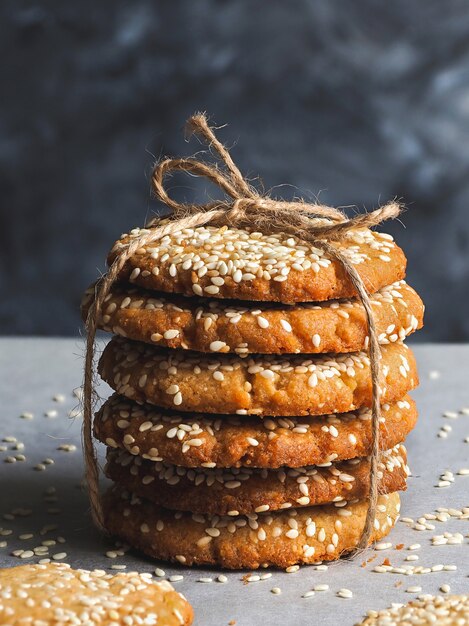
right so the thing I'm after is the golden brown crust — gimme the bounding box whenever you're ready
[108,225,406,303]
[94,394,417,468]
[103,489,401,569]
[105,445,408,515]
[0,563,193,626]
[98,338,418,416]
[83,280,423,355]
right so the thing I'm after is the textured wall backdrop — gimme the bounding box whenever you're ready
[2,0,469,340]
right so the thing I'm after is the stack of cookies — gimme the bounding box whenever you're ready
[82,223,424,569]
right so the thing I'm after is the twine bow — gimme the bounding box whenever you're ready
[83,113,402,554]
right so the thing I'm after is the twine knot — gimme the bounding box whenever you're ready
[83,112,403,556]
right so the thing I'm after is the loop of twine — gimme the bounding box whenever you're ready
[83,112,402,553]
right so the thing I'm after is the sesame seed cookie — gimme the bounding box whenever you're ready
[0,563,193,625]
[105,444,409,515]
[108,225,406,303]
[98,338,418,416]
[103,489,401,569]
[83,280,423,355]
[94,394,417,468]
[358,594,469,626]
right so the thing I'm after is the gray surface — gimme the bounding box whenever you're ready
[0,338,468,625]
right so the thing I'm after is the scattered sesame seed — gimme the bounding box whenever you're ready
[19,550,34,559]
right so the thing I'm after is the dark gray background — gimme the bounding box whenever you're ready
[2,0,468,340]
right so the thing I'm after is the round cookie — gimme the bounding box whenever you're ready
[95,394,417,468]
[83,280,423,355]
[108,225,406,303]
[103,489,401,569]
[105,444,409,515]
[359,595,469,626]
[0,563,193,626]
[98,338,418,416]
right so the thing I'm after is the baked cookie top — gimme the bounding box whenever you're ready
[0,563,193,626]
[108,225,406,303]
[83,280,423,355]
[95,394,417,468]
[359,595,469,626]
[98,338,418,416]
[105,444,409,515]
[103,489,401,569]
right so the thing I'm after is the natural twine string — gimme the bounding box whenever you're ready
[83,113,402,554]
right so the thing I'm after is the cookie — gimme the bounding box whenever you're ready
[108,225,406,303]
[98,338,418,416]
[358,595,469,626]
[103,489,400,569]
[0,563,193,625]
[95,394,417,468]
[83,280,423,355]
[105,444,409,515]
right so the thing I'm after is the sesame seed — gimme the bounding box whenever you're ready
[285,529,299,539]
[19,550,34,559]
[257,316,269,329]
[375,542,392,551]
[210,341,227,352]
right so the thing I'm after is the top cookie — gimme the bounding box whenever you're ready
[0,563,193,626]
[108,225,406,303]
